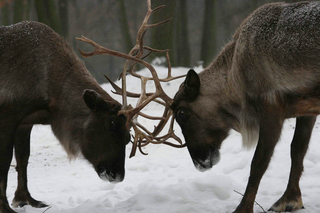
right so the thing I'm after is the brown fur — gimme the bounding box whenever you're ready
[172,2,320,212]
[0,21,129,213]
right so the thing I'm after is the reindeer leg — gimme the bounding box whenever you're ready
[0,120,19,213]
[269,116,316,212]
[0,144,15,213]
[11,125,48,209]
[233,110,284,213]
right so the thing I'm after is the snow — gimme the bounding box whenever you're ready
[7,66,320,213]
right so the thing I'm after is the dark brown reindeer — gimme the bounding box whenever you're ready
[0,21,130,213]
[171,1,320,213]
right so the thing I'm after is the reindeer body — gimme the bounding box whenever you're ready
[172,2,320,212]
[0,21,129,213]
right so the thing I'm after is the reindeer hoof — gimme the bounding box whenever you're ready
[268,198,304,212]
[12,197,48,208]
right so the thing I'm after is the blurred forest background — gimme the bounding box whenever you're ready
[0,0,308,83]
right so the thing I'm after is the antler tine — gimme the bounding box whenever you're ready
[147,18,172,29]
[121,0,170,74]
[129,123,155,158]
[105,75,167,108]
[77,36,171,95]
[105,75,141,98]
[123,1,168,64]
[160,52,187,82]
[151,106,171,136]
[76,36,103,58]
[143,1,170,34]
[77,35,139,60]
[138,112,166,121]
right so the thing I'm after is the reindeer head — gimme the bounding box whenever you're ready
[81,89,130,182]
[171,70,232,171]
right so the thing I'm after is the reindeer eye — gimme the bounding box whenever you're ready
[177,108,187,122]
[109,119,116,130]
[111,120,116,127]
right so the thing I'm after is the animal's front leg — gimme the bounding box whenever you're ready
[12,125,48,209]
[269,116,316,212]
[233,111,284,213]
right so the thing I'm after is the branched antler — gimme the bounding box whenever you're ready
[77,0,186,157]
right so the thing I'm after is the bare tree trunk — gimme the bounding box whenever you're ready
[25,0,32,20]
[45,0,61,34]
[150,0,175,65]
[174,0,191,67]
[200,0,216,68]
[34,0,61,35]
[13,0,25,23]
[1,1,10,25]
[58,0,69,38]
[118,0,133,53]
[34,0,50,25]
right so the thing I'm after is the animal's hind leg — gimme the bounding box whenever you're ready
[11,125,48,209]
[269,116,316,212]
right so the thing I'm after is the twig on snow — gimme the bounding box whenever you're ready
[234,190,267,213]
[42,205,52,213]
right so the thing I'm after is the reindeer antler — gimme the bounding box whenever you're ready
[76,0,186,157]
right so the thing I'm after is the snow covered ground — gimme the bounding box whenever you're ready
[7,66,320,213]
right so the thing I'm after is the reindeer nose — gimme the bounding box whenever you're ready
[97,164,124,183]
[192,147,220,172]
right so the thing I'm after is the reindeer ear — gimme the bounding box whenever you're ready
[184,69,200,100]
[83,89,109,112]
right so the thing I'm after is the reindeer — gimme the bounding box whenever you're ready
[0,21,130,213]
[170,1,320,212]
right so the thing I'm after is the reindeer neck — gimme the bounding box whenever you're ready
[199,39,240,103]
[48,53,117,157]
[199,38,254,135]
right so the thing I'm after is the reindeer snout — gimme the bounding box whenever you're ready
[97,164,125,183]
[192,147,220,172]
